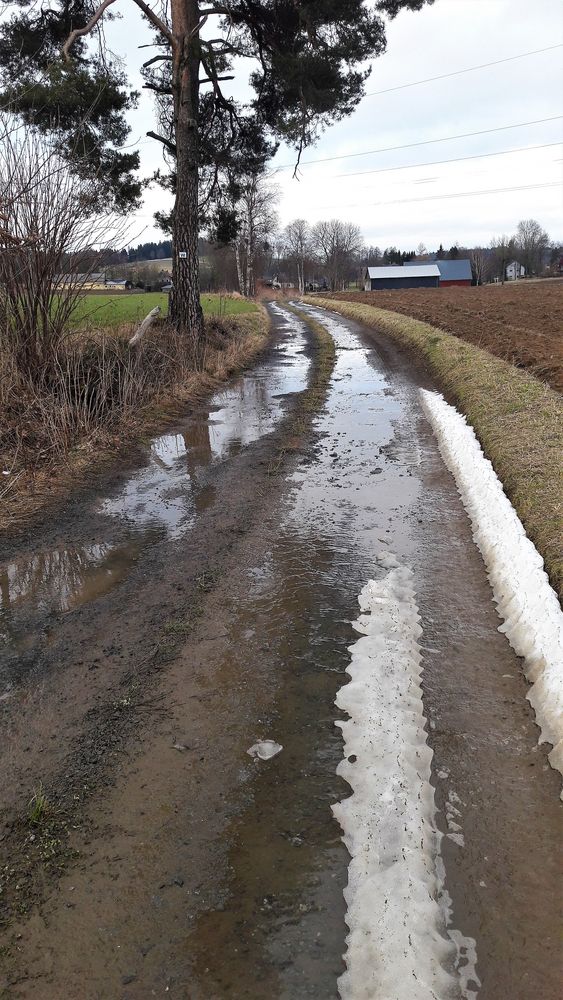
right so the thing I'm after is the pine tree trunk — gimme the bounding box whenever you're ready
[169,0,204,343]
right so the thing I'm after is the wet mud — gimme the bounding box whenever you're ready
[0,310,310,689]
[0,302,560,999]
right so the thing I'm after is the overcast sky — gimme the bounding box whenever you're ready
[106,0,563,251]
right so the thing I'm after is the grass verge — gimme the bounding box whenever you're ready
[71,292,258,328]
[304,296,563,600]
[0,308,269,533]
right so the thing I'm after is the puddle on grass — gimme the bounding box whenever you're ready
[0,311,310,655]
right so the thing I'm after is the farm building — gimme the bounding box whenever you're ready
[363,264,440,291]
[405,258,472,286]
[55,271,107,289]
[436,259,472,286]
[506,260,526,280]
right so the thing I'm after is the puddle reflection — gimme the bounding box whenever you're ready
[0,317,311,650]
[185,302,425,996]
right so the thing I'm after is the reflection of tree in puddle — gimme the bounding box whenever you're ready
[0,540,142,617]
[188,528,357,998]
[203,375,287,463]
[182,418,213,476]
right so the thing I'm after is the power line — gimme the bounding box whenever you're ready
[314,181,561,212]
[329,141,562,181]
[364,44,563,98]
[275,115,563,169]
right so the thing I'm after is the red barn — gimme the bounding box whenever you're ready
[435,259,473,286]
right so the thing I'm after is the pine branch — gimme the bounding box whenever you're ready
[200,74,235,83]
[143,83,173,95]
[62,0,119,61]
[130,0,175,47]
[146,131,177,155]
[142,54,173,68]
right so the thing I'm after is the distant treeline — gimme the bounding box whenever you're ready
[110,238,213,263]
[365,244,462,266]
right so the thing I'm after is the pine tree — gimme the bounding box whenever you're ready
[1,0,434,340]
[0,3,141,212]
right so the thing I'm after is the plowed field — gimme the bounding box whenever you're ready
[329,282,563,391]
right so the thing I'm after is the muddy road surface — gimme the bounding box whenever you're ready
[0,302,560,999]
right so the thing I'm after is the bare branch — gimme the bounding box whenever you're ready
[146,130,177,155]
[143,83,173,94]
[200,52,240,136]
[130,0,175,47]
[142,54,173,68]
[189,14,209,38]
[200,74,235,83]
[62,0,118,61]
[198,161,220,212]
[129,306,161,347]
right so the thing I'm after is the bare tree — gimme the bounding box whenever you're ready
[364,245,382,265]
[0,121,126,379]
[489,234,515,285]
[311,219,363,290]
[514,218,550,276]
[233,175,279,298]
[470,247,486,286]
[283,220,311,293]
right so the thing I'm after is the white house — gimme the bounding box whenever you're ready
[506,261,525,281]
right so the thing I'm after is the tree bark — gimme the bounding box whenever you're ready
[235,243,245,295]
[246,223,254,298]
[169,0,204,343]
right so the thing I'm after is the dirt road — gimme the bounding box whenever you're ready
[0,303,560,999]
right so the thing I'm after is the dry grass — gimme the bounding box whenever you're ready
[305,296,563,600]
[0,309,269,530]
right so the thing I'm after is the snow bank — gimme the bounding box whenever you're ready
[333,555,458,1000]
[420,389,563,777]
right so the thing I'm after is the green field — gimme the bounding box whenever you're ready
[72,292,257,328]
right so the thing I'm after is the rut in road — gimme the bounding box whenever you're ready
[0,302,560,999]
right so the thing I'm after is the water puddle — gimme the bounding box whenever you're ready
[0,312,311,658]
[185,302,427,997]
[0,541,141,617]
[190,303,562,998]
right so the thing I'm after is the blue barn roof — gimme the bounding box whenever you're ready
[436,259,472,281]
[405,259,472,281]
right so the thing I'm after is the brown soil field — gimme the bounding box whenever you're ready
[329,283,563,391]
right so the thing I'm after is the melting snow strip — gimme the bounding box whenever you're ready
[333,555,462,1000]
[420,389,563,781]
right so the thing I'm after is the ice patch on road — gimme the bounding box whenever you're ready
[420,389,563,781]
[333,556,460,999]
[247,740,283,760]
